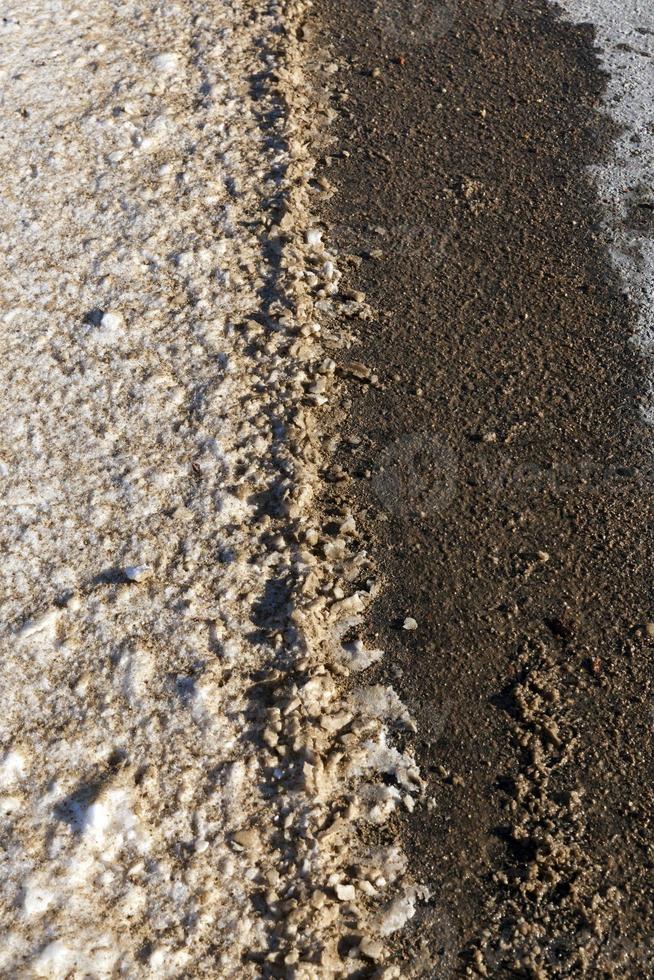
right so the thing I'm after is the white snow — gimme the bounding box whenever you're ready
[305,227,323,247]
[0,749,27,787]
[22,877,55,917]
[18,609,59,640]
[377,891,418,936]
[152,52,180,75]
[0,0,290,972]
[552,1,654,413]
[99,311,123,331]
[123,564,152,582]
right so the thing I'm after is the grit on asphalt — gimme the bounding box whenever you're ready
[312,0,654,975]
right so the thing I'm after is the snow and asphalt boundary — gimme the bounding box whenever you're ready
[552,0,654,402]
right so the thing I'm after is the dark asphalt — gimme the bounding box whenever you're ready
[311,0,654,975]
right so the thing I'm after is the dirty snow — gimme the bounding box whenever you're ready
[0,0,420,976]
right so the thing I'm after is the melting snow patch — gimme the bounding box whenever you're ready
[353,684,416,729]
[552,1,654,406]
[340,638,385,672]
[0,0,423,973]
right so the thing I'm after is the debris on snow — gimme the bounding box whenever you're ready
[0,0,424,974]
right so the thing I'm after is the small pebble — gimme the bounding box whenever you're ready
[403,617,418,631]
[232,829,259,849]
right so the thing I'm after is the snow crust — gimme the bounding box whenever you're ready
[0,0,421,975]
[0,2,282,971]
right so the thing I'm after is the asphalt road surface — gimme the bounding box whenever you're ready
[315,0,654,975]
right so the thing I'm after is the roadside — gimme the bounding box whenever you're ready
[313,0,654,974]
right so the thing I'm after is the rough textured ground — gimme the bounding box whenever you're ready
[0,2,421,977]
[4,0,654,976]
[313,0,654,975]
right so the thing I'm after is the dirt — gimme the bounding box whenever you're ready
[309,0,654,975]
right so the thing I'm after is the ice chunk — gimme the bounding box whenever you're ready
[305,227,323,247]
[18,609,59,639]
[377,890,418,936]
